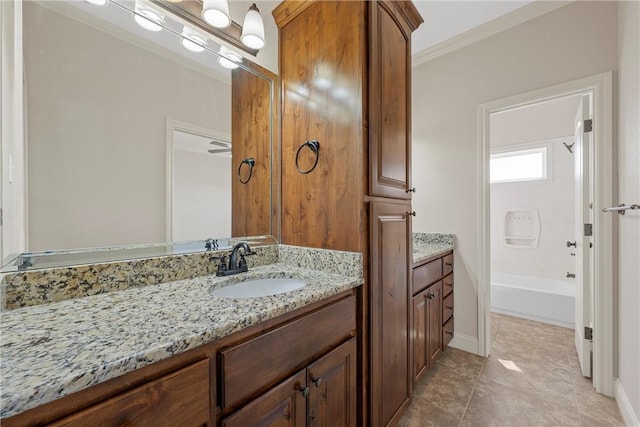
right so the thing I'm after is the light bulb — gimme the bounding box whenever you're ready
[181,27,207,53]
[218,46,242,69]
[202,0,231,29]
[134,1,164,32]
[241,3,265,50]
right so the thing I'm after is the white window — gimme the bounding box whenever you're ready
[490,147,548,184]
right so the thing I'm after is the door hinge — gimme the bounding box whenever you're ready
[584,119,593,132]
[585,326,593,340]
[584,223,593,236]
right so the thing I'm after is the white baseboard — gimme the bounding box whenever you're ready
[616,378,640,427]
[450,333,479,355]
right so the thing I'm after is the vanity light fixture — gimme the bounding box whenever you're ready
[84,0,108,6]
[241,3,265,49]
[202,0,231,29]
[181,26,207,52]
[218,46,242,69]
[134,1,164,32]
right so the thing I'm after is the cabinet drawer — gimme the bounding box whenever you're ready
[413,258,442,295]
[443,317,454,348]
[50,359,210,427]
[219,295,356,409]
[443,273,454,296]
[443,253,454,276]
[443,292,454,325]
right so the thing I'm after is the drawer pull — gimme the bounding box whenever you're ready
[405,211,416,217]
[445,330,453,336]
[445,305,453,310]
[300,386,310,397]
[406,187,416,193]
[312,377,322,387]
[445,262,453,267]
[426,293,434,300]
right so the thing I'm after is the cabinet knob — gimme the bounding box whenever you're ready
[300,386,310,397]
[406,187,416,193]
[405,211,416,217]
[312,377,322,387]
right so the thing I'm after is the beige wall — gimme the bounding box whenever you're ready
[24,2,231,251]
[617,1,639,422]
[411,1,618,344]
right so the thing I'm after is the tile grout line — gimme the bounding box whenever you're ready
[457,317,498,427]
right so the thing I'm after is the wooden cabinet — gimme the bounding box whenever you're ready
[274,2,422,425]
[412,252,454,385]
[221,338,357,427]
[49,359,211,427]
[370,201,412,426]
[221,371,307,427]
[369,0,414,200]
[231,65,279,238]
[4,290,357,427]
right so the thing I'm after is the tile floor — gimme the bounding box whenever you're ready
[398,313,625,427]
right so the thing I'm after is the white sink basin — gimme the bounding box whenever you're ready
[211,278,306,298]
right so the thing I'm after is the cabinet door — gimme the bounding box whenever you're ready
[427,281,443,366]
[307,338,357,427]
[231,68,273,237]
[370,201,411,426]
[278,0,367,252]
[413,291,427,383]
[369,1,413,199]
[50,359,210,427]
[221,371,307,427]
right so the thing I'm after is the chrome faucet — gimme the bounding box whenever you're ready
[210,242,256,276]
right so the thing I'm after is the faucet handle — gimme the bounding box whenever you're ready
[209,255,228,274]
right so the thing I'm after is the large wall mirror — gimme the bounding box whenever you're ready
[1,0,278,270]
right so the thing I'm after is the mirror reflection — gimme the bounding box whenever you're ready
[6,0,276,269]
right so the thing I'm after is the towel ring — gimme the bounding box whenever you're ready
[295,140,320,174]
[237,157,255,184]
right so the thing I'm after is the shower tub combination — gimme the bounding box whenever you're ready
[490,272,575,329]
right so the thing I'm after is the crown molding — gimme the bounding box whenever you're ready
[412,1,573,67]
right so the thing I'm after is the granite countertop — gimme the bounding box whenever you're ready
[413,233,456,265]
[0,262,363,419]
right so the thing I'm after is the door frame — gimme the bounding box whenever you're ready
[476,71,614,396]
[164,119,231,242]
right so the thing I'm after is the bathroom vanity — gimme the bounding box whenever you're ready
[0,246,363,426]
[411,234,456,384]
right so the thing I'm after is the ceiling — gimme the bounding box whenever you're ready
[410,1,534,55]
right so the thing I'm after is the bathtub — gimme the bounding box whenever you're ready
[490,272,575,329]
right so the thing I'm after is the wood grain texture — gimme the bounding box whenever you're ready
[443,272,454,297]
[369,1,413,200]
[221,371,307,427]
[278,0,367,252]
[231,67,274,237]
[369,200,411,427]
[49,359,210,427]
[412,258,443,295]
[219,295,356,410]
[412,291,427,383]
[427,281,443,366]
[307,338,357,427]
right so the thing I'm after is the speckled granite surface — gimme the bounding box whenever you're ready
[2,245,278,310]
[413,233,456,265]
[0,246,363,419]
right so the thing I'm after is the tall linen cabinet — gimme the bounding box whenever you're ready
[274,2,422,426]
